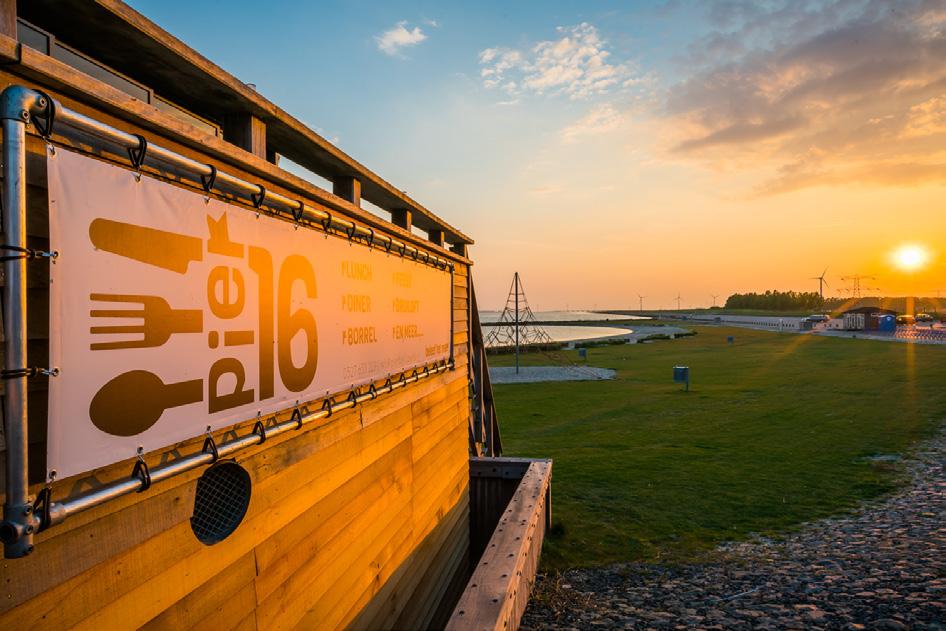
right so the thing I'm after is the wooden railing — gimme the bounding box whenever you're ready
[446,458,553,631]
[469,278,502,457]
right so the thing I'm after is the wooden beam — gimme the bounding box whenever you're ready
[0,0,14,39]
[450,242,468,257]
[223,113,266,160]
[428,229,444,247]
[333,176,361,207]
[391,208,412,231]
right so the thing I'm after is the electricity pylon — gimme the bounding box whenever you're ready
[483,272,552,373]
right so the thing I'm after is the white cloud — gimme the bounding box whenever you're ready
[561,103,624,142]
[478,23,638,99]
[376,21,427,56]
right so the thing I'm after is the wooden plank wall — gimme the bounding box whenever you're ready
[0,70,473,630]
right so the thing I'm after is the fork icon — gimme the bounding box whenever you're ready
[90,293,203,351]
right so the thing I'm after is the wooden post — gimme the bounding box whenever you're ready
[450,242,468,257]
[427,229,444,247]
[0,0,15,38]
[333,176,361,207]
[391,208,412,231]
[224,113,266,160]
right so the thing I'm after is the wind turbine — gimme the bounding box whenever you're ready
[711,294,719,308]
[637,294,645,312]
[675,293,682,310]
[810,268,829,299]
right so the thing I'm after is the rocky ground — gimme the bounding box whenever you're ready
[521,433,945,630]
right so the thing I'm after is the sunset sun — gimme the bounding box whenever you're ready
[891,244,931,272]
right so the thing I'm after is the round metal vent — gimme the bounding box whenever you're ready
[190,460,251,545]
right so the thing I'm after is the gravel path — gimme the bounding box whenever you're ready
[521,432,945,630]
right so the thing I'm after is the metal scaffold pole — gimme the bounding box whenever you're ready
[515,272,520,374]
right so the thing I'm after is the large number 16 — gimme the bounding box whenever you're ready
[249,248,318,397]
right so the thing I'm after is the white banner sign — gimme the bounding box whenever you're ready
[47,148,452,478]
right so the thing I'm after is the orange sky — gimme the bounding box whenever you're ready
[452,3,946,310]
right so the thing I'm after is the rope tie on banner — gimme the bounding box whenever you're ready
[32,89,56,139]
[200,164,217,193]
[367,383,378,400]
[384,238,393,254]
[398,243,407,257]
[128,134,148,172]
[0,244,59,263]
[346,389,359,407]
[132,452,152,493]
[345,224,357,242]
[251,185,266,209]
[320,212,333,235]
[201,431,220,462]
[1,366,58,379]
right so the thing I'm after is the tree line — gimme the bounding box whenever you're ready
[724,290,824,311]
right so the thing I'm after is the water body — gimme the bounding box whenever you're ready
[480,310,640,345]
[540,325,633,343]
[479,310,646,323]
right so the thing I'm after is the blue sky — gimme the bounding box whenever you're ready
[127,1,946,309]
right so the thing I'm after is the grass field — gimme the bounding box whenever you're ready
[488,325,946,569]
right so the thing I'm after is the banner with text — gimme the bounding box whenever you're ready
[47,148,452,478]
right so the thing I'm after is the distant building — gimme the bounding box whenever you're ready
[842,307,898,331]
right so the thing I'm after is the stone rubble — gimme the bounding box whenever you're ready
[521,433,945,630]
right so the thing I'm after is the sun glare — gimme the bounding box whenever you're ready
[891,244,931,272]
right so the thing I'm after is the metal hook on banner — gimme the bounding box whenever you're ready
[31,89,56,140]
[200,164,217,194]
[292,201,305,223]
[320,212,333,236]
[201,431,220,462]
[252,418,268,444]
[251,185,266,209]
[1,366,59,379]
[127,134,148,175]
[346,389,359,407]
[290,406,304,430]
[32,487,52,534]
[345,224,357,243]
[0,244,59,263]
[364,228,375,248]
[367,383,378,400]
[321,397,335,418]
[131,451,152,493]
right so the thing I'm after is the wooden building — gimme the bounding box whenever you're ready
[0,2,550,630]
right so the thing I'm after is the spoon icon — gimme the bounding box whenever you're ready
[89,370,203,436]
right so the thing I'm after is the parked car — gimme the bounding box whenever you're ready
[916,313,935,323]
[896,315,916,325]
[806,314,830,323]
